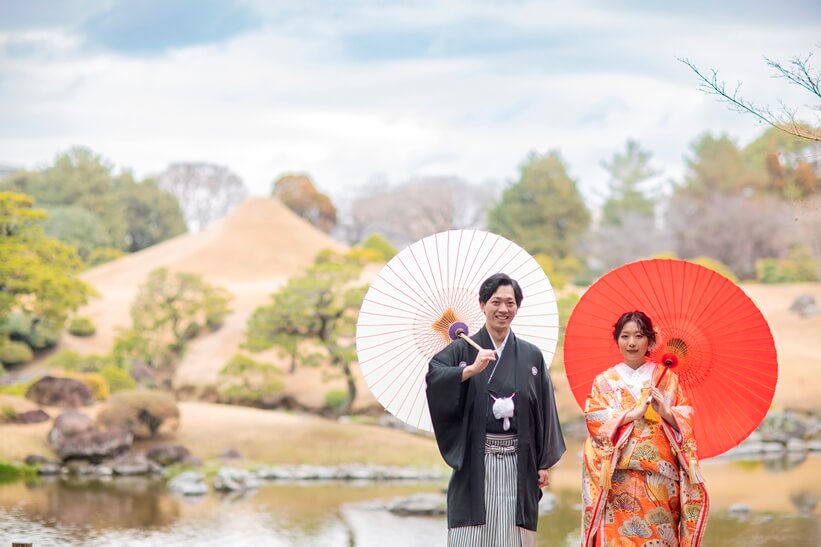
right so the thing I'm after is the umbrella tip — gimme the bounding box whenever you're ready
[449,321,469,340]
[661,353,679,368]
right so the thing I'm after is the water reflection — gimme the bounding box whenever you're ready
[0,475,818,546]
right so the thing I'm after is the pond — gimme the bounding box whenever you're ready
[1,457,819,546]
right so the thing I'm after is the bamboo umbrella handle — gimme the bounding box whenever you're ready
[458,332,485,353]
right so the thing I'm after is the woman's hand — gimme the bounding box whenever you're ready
[623,395,652,424]
[461,349,496,381]
[650,387,680,431]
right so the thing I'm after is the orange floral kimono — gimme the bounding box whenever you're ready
[581,364,709,547]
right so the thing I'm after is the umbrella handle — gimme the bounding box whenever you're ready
[459,333,485,353]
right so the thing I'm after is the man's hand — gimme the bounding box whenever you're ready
[461,349,496,381]
[537,469,549,488]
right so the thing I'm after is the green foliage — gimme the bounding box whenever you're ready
[116,176,187,252]
[0,340,34,366]
[1,405,16,421]
[120,268,232,379]
[0,461,37,484]
[677,129,818,201]
[68,316,96,336]
[218,353,284,404]
[86,246,127,268]
[552,292,581,370]
[60,370,110,400]
[324,389,349,412]
[0,148,187,252]
[45,349,112,371]
[488,151,590,260]
[97,389,180,439]
[601,140,659,226]
[0,381,32,397]
[756,246,820,283]
[360,233,397,261]
[0,192,94,334]
[42,205,112,260]
[689,256,739,283]
[98,365,137,393]
[245,251,367,413]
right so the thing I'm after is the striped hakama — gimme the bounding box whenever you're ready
[448,434,537,547]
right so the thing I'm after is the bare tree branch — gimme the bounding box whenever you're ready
[679,53,821,142]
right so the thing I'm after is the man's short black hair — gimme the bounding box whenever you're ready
[478,273,523,307]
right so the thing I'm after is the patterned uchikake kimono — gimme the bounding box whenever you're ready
[580,363,709,547]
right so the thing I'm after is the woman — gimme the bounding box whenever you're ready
[580,311,709,547]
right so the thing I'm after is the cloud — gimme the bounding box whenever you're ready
[0,0,818,209]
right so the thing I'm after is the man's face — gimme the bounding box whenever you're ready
[480,284,518,332]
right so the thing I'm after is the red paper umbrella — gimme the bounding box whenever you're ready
[564,259,777,459]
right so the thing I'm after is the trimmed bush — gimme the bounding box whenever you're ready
[45,349,112,372]
[60,371,110,401]
[756,246,819,283]
[97,390,180,439]
[98,365,137,393]
[361,233,398,261]
[218,354,284,405]
[690,256,739,283]
[324,389,349,412]
[0,341,34,366]
[86,246,126,268]
[68,316,96,337]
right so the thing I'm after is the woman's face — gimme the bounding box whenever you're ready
[617,320,650,367]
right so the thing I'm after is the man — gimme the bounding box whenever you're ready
[426,272,566,546]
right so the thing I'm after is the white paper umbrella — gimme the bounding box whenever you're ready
[356,229,559,432]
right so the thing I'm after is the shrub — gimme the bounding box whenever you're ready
[756,246,819,283]
[218,354,284,405]
[99,365,137,393]
[0,341,34,366]
[86,246,126,268]
[1,405,17,422]
[324,389,349,412]
[0,461,37,483]
[360,233,397,261]
[60,371,110,401]
[68,316,96,337]
[97,390,180,439]
[0,381,33,397]
[45,349,112,372]
[690,256,739,283]
[0,313,60,350]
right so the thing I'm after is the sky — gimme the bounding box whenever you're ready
[1,0,819,208]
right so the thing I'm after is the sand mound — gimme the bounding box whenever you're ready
[57,198,344,381]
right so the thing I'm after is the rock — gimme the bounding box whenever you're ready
[14,409,50,424]
[789,294,818,317]
[147,444,192,466]
[24,454,49,465]
[727,503,751,521]
[64,460,96,475]
[25,376,94,407]
[48,410,94,447]
[213,467,259,492]
[786,438,806,452]
[219,448,242,460]
[168,471,208,496]
[538,492,557,514]
[57,428,133,463]
[387,493,447,516]
[758,411,806,443]
[807,440,821,452]
[38,463,61,476]
[113,455,150,476]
